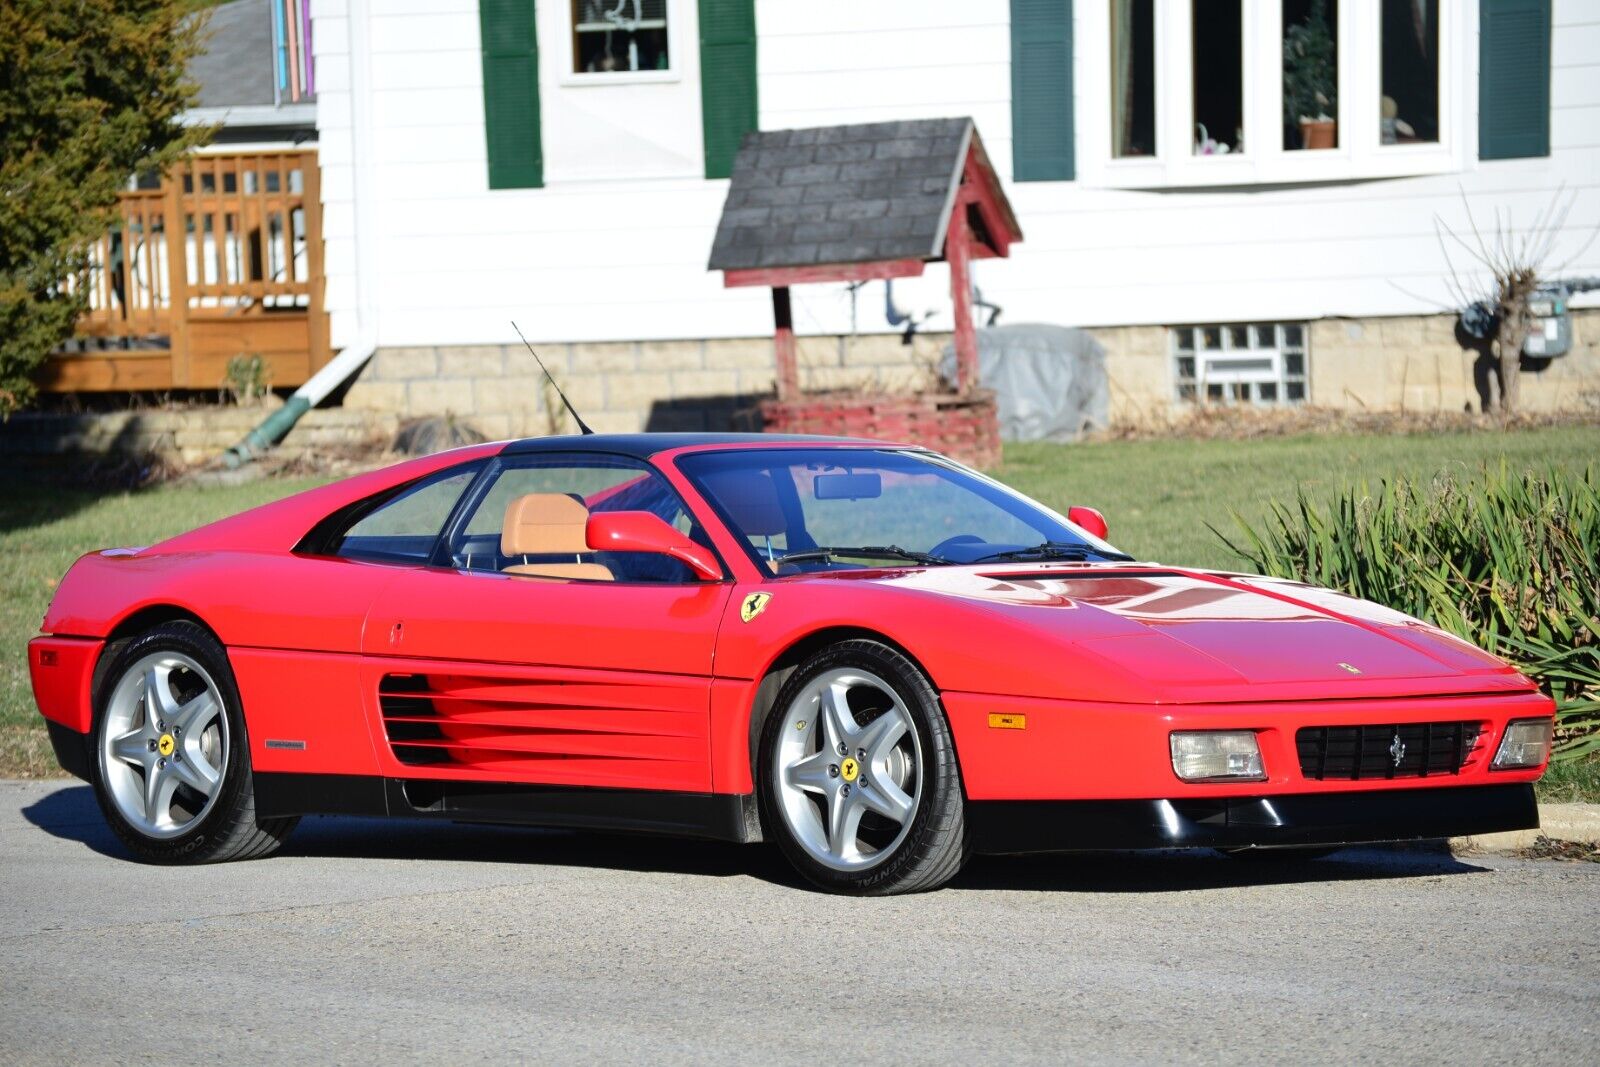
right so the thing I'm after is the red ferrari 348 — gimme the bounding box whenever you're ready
[30,434,1553,893]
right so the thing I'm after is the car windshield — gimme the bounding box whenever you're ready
[677,448,1129,573]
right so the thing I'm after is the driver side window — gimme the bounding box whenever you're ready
[450,455,708,583]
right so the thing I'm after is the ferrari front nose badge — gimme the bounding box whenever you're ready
[740,592,772,623]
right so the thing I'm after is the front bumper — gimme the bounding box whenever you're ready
[942,689,1554,800]
[968,783,1538,854]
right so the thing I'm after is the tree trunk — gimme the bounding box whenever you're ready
[1494,320,1527,414]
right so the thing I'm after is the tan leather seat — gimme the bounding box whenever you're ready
[500,493,614,581]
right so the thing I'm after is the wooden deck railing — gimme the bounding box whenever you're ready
[41,149,330,393]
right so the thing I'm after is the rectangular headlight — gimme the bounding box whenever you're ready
[1491,718,1554,770]
[1170,731,1265,782]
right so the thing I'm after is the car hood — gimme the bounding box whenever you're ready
[795,563,1532,703]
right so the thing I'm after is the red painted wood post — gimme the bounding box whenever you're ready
[947,199,978,393]
[772,285,799,400]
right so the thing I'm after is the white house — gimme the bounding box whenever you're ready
[299,0,1599,434]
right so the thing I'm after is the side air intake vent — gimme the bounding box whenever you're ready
[375,672,708,791]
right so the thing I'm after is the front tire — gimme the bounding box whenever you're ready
[89,621,297,863]
[759,639,967,894]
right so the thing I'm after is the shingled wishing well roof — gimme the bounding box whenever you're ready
[708,117,1018,272]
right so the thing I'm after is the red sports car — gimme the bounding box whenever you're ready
[30,434,1553,893]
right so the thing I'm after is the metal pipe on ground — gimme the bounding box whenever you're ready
[220,340,374,467]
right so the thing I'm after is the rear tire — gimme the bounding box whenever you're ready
[89,621,297,863]
[759,639,968,894]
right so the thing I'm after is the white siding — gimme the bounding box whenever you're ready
[315,0,1600,354]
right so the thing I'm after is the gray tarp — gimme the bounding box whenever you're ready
[940,324,1109,442]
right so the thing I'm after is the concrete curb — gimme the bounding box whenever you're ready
[1450,802,1600,854]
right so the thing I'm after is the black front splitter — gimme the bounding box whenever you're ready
[967,783,1538,854]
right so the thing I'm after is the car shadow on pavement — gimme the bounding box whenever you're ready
[20,784,132,858]
[20,783,810,886]
[952,845,1486,893]
[25,783,1489,892]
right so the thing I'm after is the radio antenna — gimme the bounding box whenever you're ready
[511,320,593,435]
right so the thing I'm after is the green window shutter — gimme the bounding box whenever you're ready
[1479,0,1550,160]
[698,0,758,179]
[1010,0,1074,181]
[479,0,543,189]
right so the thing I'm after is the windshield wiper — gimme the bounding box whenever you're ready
[773,545,952,567]
[973,541,1136,563]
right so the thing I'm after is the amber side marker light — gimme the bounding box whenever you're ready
[1491,719,1554,770]
[987,713,1027,730]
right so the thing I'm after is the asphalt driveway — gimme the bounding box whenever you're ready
[1,779,1595,1064]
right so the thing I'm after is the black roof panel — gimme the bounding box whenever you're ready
[499,433,894,459]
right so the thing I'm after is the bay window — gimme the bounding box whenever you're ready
[1110,0,1157,158]
[1078,0,1466,187]
[1192,0,1244,156]
[1379,0,1439,144]
[1283,0,1338,150]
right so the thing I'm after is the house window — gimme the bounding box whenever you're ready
[1077,0,1463,187]
[1172,323,1309,405]
[1380,0,1438,143]
[1110,0,1157,158]
[1283,0,1338,150]
[1192,0,1244,155]
[571,0,669,74]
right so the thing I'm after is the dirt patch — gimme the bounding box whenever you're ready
[1513,835,1600,863]
[6,437,399,492]
[1096,406,1600,443]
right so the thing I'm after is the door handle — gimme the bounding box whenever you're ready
[389,621,404,648]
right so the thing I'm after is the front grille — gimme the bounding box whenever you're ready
[1297,721,1482,781]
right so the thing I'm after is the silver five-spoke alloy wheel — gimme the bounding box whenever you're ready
[773,667,923,871]
[99,651,229,839]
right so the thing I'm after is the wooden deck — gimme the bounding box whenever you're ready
[40,149,331,392]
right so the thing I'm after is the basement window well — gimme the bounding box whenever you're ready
[1172,323,1308,406]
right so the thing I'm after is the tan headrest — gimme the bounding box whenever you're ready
[702,470,786,537]
[501,493,590,556]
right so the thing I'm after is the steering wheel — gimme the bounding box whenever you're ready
[929,534,985,558]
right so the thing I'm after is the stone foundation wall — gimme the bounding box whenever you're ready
[0,404,393,464]
[339,332,949,437]
[1309,311,1600,414]
[7,310,1593,461]
[343,310,1598,438]
[1088,309,1600,425]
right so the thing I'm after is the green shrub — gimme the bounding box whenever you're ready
[1220,464,1600,760]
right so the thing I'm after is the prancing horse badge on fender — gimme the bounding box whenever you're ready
[741,592,772,623]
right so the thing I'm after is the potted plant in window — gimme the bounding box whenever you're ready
[1284,0,1337,149]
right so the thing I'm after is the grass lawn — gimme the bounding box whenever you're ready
[998,425,1599,570]
[1,477,326,779]
[3,424,1596,799]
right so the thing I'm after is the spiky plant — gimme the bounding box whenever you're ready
[1219,463,1600,759]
